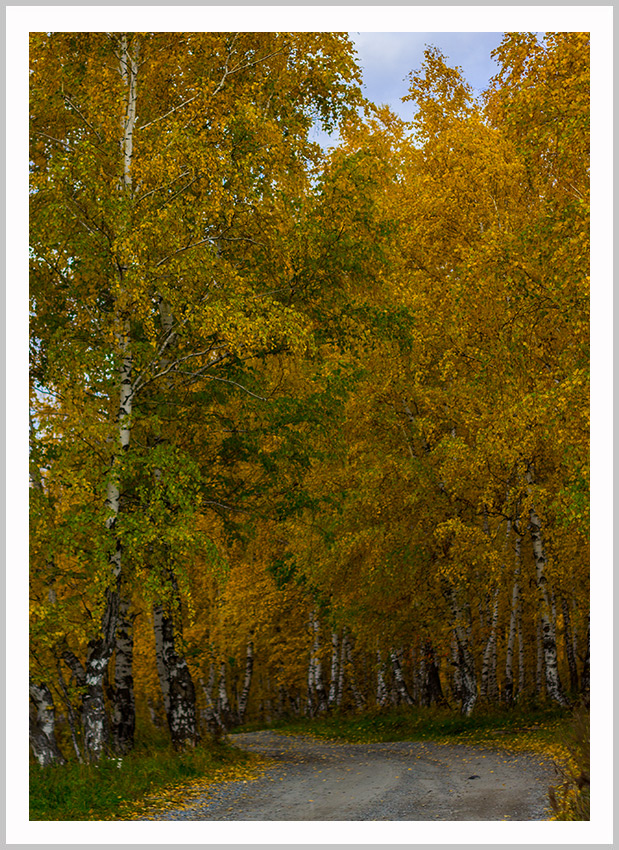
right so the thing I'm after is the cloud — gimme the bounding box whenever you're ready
[349,32,506,119]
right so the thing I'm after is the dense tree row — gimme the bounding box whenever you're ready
[29,31,589,765]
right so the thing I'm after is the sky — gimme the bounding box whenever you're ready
[310,31,507,147]
[351,31,505,116]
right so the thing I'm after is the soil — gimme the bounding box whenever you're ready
[147,730,557,821]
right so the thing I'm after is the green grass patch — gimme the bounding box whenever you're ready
[29,732,262,821]
[245,704,573,754]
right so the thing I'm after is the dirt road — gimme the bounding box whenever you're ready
[148,730,556,821]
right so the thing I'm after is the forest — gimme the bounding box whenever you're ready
[29,30,589,789]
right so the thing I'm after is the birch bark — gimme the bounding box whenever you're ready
[153,604,199,748]
[29,682,66,767]
[199,665,225,738]
[390,649,414,706]
[376,651,389,708]
[306,611,328,716]
[328,632,339,708]
[79,34,139,761]
[237,640,254,724]
[446,590,477,715]
[504,533,522,704]
[528,500,569,707]
[217,662,233,726]
[480,589,499,703]
[110,597,135,754]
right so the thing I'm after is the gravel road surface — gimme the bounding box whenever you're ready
[147,730,556,821]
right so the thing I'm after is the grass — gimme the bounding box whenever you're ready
[250,704,574,755]
[29,728,267,821]
[31,704,589,821]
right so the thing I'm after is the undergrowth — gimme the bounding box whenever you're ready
[29,728,263,821]
[547,708,590,820]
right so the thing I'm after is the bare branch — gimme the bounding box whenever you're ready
[33,131,76,153]
[155,237,215,268]
[189,373,268,401]
[137,95,199,132]
[134,170,192,204]
[62,94,104,144]
[133,346,230,393]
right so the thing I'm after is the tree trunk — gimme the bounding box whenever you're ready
[336,630,348,707]
[29,681,66,767]
[504,534,522,704]
[199,666,225,739]
[56,662,84,763]
[62,616,119,762]
[580,618,590,706]
[217,662,233,726]
[306,611,328,716]
[110,596,135,754]
[481,589,500,703]
[153,604,199,749]
[561,597,579,694]
[376,651,389,708]
[453,630,477,716]
[328,632,339,708]
[419,640,447,707]
[446,588,477,715]
[390,649,414,706]
[80,33,139,760]
[517,596,526,699]
[237,640,254,724]
[535,618,545,700]
[528,499,570,707]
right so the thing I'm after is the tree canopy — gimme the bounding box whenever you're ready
[29,32,589,764]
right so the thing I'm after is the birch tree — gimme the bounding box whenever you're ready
[30,31,361,755]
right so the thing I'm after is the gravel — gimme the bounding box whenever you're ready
[144,730,556,821]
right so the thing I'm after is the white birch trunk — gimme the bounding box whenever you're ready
[528,497,569,707]
[390,649,414,706]
[237,640,254,724]
[504,534,521,705]
[79,34,139,762]
[306,611,327,716]
[199,666,225,738]
[328,632,339,708]
[153,604,199,748]
[29,681,66,766]
[111,597,135,754]
[336,630,348,707]
[446,590,477,716]
[451,632,462,703]
[480,589,500,703]
[217,662,232,724]
[376,651,389,708]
